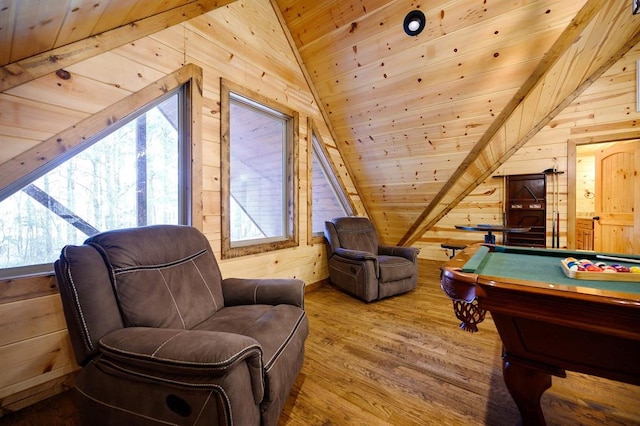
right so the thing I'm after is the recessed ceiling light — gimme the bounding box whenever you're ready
[403,10,426,37]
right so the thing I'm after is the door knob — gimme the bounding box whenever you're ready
[592,216,600,220]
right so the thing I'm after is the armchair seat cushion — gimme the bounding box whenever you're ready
[195,304,308,424]
[378,256,415,282]
[193,304,308,371]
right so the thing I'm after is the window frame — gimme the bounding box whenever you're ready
[0,64,203,278]
[307,118,355,244]
[220,78,299,259]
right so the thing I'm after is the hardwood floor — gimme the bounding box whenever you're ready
[2,259,639,425]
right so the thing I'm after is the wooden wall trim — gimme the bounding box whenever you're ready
[219,77,300,259]
[566,130,640,250]
[306,117,357,245]
[0,274,58,305]
[0,0,234,93]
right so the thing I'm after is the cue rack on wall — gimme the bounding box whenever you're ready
[502,173,548,248]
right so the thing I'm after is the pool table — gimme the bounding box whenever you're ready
[440,244,640,426]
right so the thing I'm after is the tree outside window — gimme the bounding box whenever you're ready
[0,90,190,277]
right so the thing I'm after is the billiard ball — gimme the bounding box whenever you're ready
[614,265,630,272]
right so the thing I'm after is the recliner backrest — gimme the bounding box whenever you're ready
[85,225,225,330]
[330,217,379,254]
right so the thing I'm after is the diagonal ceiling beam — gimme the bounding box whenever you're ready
[399,0,640,246]
[0,0,235,92]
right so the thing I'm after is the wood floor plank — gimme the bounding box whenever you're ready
[2,259,639,425]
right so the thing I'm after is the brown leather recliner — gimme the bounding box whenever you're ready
[54,225,308,426]
[324,217,419,302]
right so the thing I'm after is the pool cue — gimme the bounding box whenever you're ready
[596,254,640,264]
[550,172,555,248]
[553,170,560,248]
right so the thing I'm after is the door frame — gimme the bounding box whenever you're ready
[567,134,639,250]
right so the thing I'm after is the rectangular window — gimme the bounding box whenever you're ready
[221,79,298,258]
[0,88,190,277]
[309,119,354,238]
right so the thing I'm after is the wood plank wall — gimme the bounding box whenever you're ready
[417,42,640,261]
[0,0,364,414]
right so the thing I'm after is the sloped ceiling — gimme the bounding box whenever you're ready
[274,0,640,245]
[2,0,640,246]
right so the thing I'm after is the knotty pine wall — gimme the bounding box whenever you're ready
[0,0,365,414]
[1,0,639,414]
[416,41,640,261]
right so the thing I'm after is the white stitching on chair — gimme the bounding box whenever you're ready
[253,282,260,304]
[62,246,94,353]
[191,259,218,311]
[263,311,306,372]
[192,390,212,425]
[152,331,187,358]
[100,340,263,369]
[76,386,179,425]
[158,269,186,329]
[114,249,208,273]
[94,359,234,425]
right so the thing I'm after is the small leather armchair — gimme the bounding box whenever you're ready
[54,225,308,426]
[324,217,419,302]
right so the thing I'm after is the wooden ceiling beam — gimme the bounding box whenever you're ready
[0,0,235,92]
[399,0,640,246]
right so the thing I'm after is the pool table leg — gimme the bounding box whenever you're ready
[502,358,552,426]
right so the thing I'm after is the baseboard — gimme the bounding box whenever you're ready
[305,278,329,292]
[0,372,77,417]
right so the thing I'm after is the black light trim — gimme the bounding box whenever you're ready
[403,10,426,36]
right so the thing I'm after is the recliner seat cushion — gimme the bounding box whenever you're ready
[194,304,309,417]
[193,305,308,374]
[378,256,415,282]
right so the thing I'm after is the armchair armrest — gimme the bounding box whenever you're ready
[379,245,420,262]
[222,278,305,308]
[333,248,380,278]
[334,247,378,261]
[99,327,264,403]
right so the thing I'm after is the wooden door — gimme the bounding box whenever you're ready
[594,141,640,253]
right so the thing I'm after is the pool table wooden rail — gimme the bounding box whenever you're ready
[440,243,640,426]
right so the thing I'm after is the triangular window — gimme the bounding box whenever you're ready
[310,124,353,236]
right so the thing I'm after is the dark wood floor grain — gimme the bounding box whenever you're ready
[2,259,639,425]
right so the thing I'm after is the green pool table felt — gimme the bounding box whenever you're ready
[461,245,640,295]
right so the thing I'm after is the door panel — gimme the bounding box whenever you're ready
[594,141,640,253]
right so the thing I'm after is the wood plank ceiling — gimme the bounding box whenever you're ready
[275,0,640,245]
[2,0,640,246]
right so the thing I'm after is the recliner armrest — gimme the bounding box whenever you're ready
[334,247,378,261]
[333,248,380,278]
[222,278,305,308]
[99,327,264,403]
[379,245,420,262]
